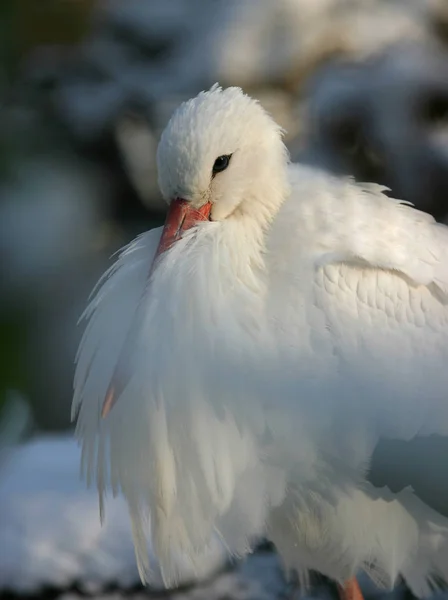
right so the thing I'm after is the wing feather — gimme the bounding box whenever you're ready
[269,165,448,443]
[286,164,448,296]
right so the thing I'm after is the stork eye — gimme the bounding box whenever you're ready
[212,154,231,175]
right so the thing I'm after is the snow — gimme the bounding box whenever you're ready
[0,436,227,594]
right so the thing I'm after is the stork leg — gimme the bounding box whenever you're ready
[338,578,365,600]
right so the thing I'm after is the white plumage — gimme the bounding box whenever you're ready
[73,85,448,597]
[0,435,226,593]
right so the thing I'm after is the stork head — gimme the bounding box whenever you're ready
[154,84,289,256]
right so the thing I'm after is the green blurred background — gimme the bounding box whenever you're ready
[0,0,93,422]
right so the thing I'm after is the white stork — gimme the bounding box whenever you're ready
[73,84,448,600]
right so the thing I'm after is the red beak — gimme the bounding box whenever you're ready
[152,198,212,264]
[100,198,212,418]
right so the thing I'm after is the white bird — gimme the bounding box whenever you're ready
[72,84,448,600]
